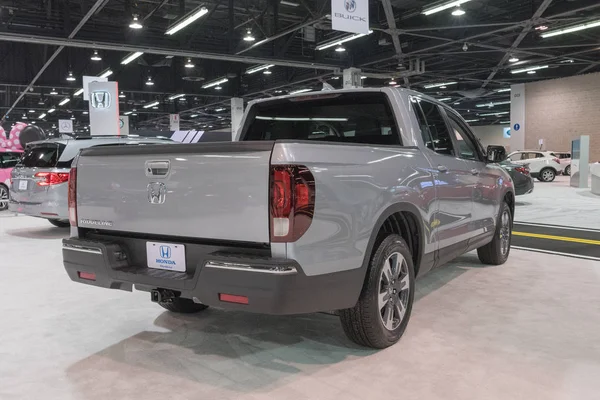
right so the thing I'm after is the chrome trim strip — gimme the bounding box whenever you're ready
[204,261,297,275]
[62,244,103,255]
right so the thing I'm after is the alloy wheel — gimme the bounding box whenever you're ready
[378,252,410,331]
[499,210,511,256]
[0,186,8,210]
[542,169,554,182]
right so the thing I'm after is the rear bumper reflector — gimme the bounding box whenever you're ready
[78,271,96,281]
[219,293,249,305]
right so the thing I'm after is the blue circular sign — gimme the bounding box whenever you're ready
[514,123,521,131]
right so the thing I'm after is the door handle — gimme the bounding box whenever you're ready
[437,165,448,173]
[470,169,480,175]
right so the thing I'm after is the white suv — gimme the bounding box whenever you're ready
[506,151,564,182]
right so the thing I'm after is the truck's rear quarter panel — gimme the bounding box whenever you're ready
[272,141,436,276]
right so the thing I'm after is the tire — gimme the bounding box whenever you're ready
[0,184,8,211]
[158,297,209,314]
[477,202,512,265]
[48,219,70,228]
[539,167,556,182]
[564,165,571,176]
[339,234,415,349]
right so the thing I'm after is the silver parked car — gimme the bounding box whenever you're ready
[62,88,515,349]
[10,136,173,227]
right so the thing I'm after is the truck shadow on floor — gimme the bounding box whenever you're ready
[64,253,498,395]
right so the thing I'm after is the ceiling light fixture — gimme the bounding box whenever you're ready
[541,20,600,38]
[280,0,300,6]
[66,71,76,81]
[202,77,229,89]
[50,88,58,95]
[438,98,452,102]
[511,65,548,74]
[496,88,511,93]
[422,0,472,15]
[480,111,509,116]
[38,113,47,119]
[99,69,113,78]
[243,29,256,42]
[143,101,160,109]
[48,108,56,114]
[535,25,549,31]
[509,57,519,63]
[424,81,457,89]
[124,111,132,115]
[91,50,102,61]
[388,80,397,85]
[83,111,88,115]
[184,58,195,68]
[28,109,35,113]
[119,92,126,98]
[451,7,465,16]
[527,70,537,74]
[476,101,511,108]
[165,6,209,35]
[335,45,346,52]
[289,88,313,94]
[215,108,226,112]
[129,15,143,30]
[58,98,70,106]
[74,88,84,96]
[146,77,154,86]
[214,86,223,90]
[464,119,479,123]
[440,85,447,89]
[168,94,185,100]
[191,114,199,118]
[246,64,275,74]
[121,51,144,65]
[316,31,372,51]
[263,69,272,75]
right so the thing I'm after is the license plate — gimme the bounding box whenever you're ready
[146,242,186,272]
[18,180,28,190]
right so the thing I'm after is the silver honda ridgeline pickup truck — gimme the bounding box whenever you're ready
[63,88,514,349]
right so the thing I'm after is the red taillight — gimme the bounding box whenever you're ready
[34,172,69,186]
[515,166,530,175]
[553,158,560,164]
[68,167,77,227]
[219,293,249,305]
[270,165,315,242]
[78,271,96,281]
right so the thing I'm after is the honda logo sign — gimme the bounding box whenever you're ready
[90,91,111,109]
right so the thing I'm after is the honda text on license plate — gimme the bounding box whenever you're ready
[146,242,186,272]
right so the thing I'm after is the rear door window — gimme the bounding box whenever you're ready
[241,92,402,146]
[18,144,65,168]
[414,100,455,156]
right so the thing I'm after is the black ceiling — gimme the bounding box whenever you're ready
[0,0,599,131]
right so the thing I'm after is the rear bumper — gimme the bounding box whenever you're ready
[8,198,68,220]
[514,176,534,196]
[62,237,364,315]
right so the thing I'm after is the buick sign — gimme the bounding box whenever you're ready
[91,90,111,109]
[332,0,369,34]
[344,0,356,13]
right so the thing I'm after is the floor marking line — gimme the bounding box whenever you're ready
[512,246,600,261]
[514,221,600,233]
[513,231,600,246]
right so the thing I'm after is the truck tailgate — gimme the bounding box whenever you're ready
[75,142,274,243]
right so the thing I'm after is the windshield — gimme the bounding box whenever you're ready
[241,92,402,146]
[17,144,66,168]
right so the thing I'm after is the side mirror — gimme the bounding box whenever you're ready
[486,145,507,163]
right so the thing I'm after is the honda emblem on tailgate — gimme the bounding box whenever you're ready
[147,182,166,204]
[90,91,111,109]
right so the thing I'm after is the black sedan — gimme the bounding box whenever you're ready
[500,161,534,195]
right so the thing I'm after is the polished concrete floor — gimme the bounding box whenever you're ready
[1,214,599,400]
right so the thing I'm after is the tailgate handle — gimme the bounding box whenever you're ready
[145,160,170,177]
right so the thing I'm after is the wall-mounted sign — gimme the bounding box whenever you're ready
[332,0,370,34]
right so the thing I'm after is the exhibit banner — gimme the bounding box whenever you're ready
[169,114,180,131]
[332,0,370,35]
[88,81,119,136]
[510,83,525,152]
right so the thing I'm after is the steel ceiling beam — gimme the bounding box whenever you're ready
[1,0,107,122]
[480,0,555,88]
[0,32,341,71]
[381,0,408,85]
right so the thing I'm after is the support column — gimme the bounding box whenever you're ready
[231,97,244,141]
[510,83,525,153]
